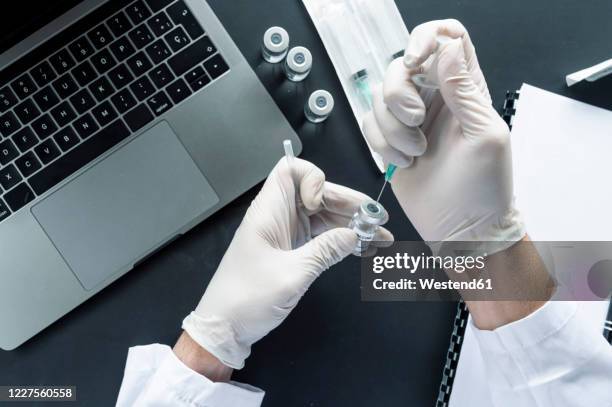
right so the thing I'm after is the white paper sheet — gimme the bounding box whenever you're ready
[450,83,611,406]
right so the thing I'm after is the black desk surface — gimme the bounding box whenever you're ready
[3,1,612,406]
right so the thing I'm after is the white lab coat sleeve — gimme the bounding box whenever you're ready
[471,301,612,407]
[115,344,265,407]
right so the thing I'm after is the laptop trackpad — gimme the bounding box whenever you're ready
[32,121,219,290]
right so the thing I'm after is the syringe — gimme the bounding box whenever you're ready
[409,35,452,106]
[372,36,453,202]
[375,164,397,203]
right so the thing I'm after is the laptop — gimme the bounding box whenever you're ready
[0,0,301,350]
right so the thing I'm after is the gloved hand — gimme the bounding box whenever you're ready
[183,158,393,369]
[363,19,524,247]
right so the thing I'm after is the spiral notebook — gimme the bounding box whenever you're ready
[436,84,612,406]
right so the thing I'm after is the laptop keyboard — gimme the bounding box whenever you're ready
[0,0,229,224]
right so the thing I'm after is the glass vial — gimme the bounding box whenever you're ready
[349,200,389,257]
[284,46,312,82]
[305,90,334,123]
[261,26,289,63]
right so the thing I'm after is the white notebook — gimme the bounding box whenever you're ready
[449,83,612,406]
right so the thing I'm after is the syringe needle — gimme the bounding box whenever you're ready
[375,180,387,204]
[376,164,397,203]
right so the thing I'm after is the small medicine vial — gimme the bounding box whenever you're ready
[284,46,312,82]
[261,26,289,63]
[349,200,389,257]
[305,90,334,123]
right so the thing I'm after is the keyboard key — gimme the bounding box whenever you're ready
[12,127,39,152]
[30,119,130,195]
[109,36,136,61]
[92,101,118,126]
[50,102,77,128]
[91,49,117,74]
[89,77,115,102]
[0,139,19,165]
[53,126,80,151]
[111,89,137,113]
[3,182,34,211]
[189,73,211,92]
[126,0,152,25]
[165,77,191,104]
[31,114,58,139]
[167,0,204,39]
[127,51,153,77]
[147,91,172,115]
[0,111,21,137]
[69,89,96,114]
[34,139,61,164]
[0,164,21,190]
[32,86,60,111]
[49,49,76,74]
[72,60,97,86]
[164,26,190,52]
[168,36,216,76]
[107,11,133,37]
[52,73,79,99]
[146,0,174,12]
[0,198,10,222]
[130,76,155,101]
[15,151,41,177]
[30,61,57,87]
[204,54,229,79]
[11,74,37,99]
[0,86,18,112]
[14,99,41,124]
[185,66,204,83]
[68,36,95,62]
[149,63,174,88]
[108,64,134,90]
[129,24,154,48]
[145,39,172,65]
[88,24,114,49]
[124,104,153,131]
[147,11,174,37]
[73,113,99,139]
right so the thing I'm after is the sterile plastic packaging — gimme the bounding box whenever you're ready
[302,0,410,171]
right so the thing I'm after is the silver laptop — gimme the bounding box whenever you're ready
[0,0,300,350]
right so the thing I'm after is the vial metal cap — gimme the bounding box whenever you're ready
[308,90,334,116]
[286,46,312,74]
[263,26,289,53]
[358,200,388,226]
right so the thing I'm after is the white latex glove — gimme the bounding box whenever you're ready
[363,19,524,247]
[183,157,393,369]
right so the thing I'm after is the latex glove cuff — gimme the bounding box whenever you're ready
[429,205,526,257]
[182,312,248,370]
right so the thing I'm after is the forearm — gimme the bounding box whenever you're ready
[464,236,556,330]
[173,331,233,382]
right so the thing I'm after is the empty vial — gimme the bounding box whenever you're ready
[261,26,289,63]
[349,200,389,257]
[284,46,312,82]
[305,90,334,123]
